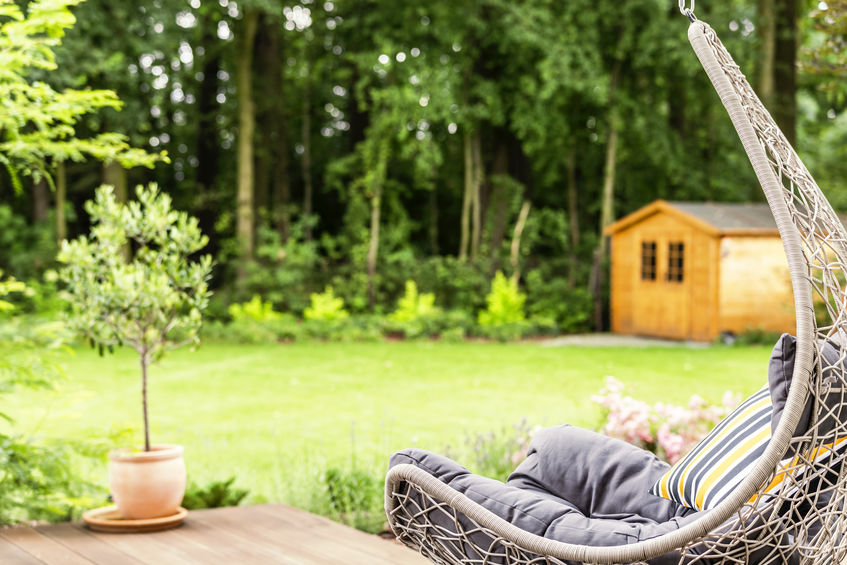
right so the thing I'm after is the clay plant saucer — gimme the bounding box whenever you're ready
[82,505,188,533]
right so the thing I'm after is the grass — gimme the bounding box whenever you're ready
[7,340,772,519]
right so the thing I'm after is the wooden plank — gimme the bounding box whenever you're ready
[0,533,47,565]
[34,524,144,565]
[190,505,365,564]
[78,526,202,565]
[195,504,428,565]
[0,527,93,565]
[254,505,428,563]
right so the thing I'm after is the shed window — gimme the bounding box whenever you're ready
[641,241,657,281]
[667,242,684,282]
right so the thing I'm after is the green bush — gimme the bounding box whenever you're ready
[304,286,349,322]
[414,256,489,313]
[525,270,593,333]
[477,272,529,340]
[182,477,249,510]
[0,277,108,524]
[445,419,536,482]
[384,280,441,338]
[321,467,384,533]
[228,295,282,322]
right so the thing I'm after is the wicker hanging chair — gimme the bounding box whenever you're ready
[384,6,847,565]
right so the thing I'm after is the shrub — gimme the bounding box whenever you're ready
[384,280,441,338]
[478,271,526,327]
[525,270,593,333]
[445,419,538,482]
[228,295,282,322]
[304,286,349,321]
[592,377,739,463]
[322,467,383,533]
[182,477,249,510]
[0,277,108,524]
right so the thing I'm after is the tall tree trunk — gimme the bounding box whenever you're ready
[470,130,483,261]
[429,182,439,256]
[102,161,128,203]
[55,162,67,243]
[757,0,776,111]
[236,9,259,280]
[366,140,389,311]
[459,129,473,261]
[510,200,531,283]
[196,10,221,196]
[302,58,314,242]
[773,0,797,145]
[488,142,510,274]
[32,177,49,223]
[591,61,621,331]
[140,353,150,452]
[566,149,580,289]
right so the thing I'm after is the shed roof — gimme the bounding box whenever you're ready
[604,200,779,236]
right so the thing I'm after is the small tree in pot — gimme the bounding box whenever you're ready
[58,184,212,519]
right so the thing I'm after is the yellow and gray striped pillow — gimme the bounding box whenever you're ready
[650,386,772,511]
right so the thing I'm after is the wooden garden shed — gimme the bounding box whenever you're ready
[604,200,795,341]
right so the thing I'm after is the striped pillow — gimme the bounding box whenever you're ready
[650,386,772,511]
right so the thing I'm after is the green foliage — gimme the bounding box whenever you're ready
[389,280,438,322]
[477,272,528,340]
[321,467,383,533]
[304,286,349,322]
[57,184,212,448]
[182,477,248,510]
[0,277,107,524]
[57,184,212,361]
[525,270,594,334]
[228,295,281,322]
[0,0,163,187]
[0,206,57,280]
[445,420,536,483]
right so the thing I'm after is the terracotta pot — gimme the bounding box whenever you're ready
[109,444,186,520]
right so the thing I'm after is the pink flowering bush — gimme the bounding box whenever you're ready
[592,377,740,464]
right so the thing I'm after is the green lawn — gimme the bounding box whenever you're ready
[9,340,772,511]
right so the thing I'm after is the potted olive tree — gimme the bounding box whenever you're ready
[58,184,212,520]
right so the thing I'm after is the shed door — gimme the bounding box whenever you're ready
[631,233,692,339]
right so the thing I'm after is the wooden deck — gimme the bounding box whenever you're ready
[0,504,430,564]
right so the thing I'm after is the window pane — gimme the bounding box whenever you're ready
[641,241,657,281]
[667,242,684,283]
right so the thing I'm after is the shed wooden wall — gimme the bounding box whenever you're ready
[609,212,719,341]
[717,236,794,335]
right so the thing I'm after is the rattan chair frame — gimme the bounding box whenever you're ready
[385,17,847,565]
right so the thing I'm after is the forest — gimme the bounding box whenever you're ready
[3,0,846,334]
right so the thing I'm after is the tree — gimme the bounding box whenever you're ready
[57,185,212,452]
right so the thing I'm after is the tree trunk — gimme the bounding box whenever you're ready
[102,160,128,203]
[56,162,67,243]
[459,130,473,261]
[141,352,150,452]
[773,0,797,145]
[488,142,510,274]
[470,130,483,261]
[510,200,531,283]
[566,149,580,289]
[366,141,388,310]
[236,9,259,280]
[428,183,439,256]
[592,62,621,331]
[757,0,776,111]
[302,58,314,242]
[32,177,49,223]
[196,9,221,195]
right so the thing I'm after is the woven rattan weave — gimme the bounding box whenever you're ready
[385,17,847,565]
